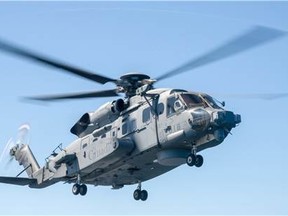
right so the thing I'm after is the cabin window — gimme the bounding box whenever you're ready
[122,122,128,135]
[157,103,164,115]
[81,137,89,149]
[122,119,137,135]
[142,107,151,123]
[129,119,137,132]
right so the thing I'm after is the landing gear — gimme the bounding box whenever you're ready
[72,183,80,195]
[195,154,204,167]
[186,154,196,166]
[186,146,204,168]
[72,183,88,196]
[72,174,87,196]
[79,184,87,196]
[133,189,141,200]
[133,182,148,201]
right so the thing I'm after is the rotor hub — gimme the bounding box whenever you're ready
[118,73,152,96]
[120,73,150,83]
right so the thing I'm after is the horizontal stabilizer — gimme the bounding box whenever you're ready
[0,176,36,186]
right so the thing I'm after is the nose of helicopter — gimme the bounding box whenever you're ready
[212,110,241,128]
[210,110,241,143]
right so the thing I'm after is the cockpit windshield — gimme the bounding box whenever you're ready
[180,93,204,108]
[179,93,223,109]
[201,94,222,109]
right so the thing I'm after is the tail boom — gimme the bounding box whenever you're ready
[10,144,40,178]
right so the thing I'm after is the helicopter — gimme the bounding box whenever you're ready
[0,26,285,201]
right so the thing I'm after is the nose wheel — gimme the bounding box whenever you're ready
[186,146,204,167]
[133,182,148,201]
[72,183,88,196]
[72,174,88,196]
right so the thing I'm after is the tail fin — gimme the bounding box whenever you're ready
[10,144,40,178]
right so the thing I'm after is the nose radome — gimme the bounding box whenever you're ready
[212,111,241,128]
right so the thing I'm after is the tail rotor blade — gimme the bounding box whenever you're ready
[0,138,15,165]
[4,157,14,170]
[0,124,30,170]
[16,123,30,145]
[0,124,31,169]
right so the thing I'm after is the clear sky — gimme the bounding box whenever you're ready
[0,1,287,215]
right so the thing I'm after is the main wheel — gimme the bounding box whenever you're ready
[195,155,204,167]
[186,154,196,166]
[79,184,87,196]
[133,189,141,201]
[140,190,148,201]
[72,183,80,195]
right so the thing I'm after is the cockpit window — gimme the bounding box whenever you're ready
[167,96,184,116]
[167,96,177,116]
[180,94,204,108]
[201,95,222,109]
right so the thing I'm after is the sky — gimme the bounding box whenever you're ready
[0,1,287,215]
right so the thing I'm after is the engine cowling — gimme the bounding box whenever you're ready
[70,99,125,137]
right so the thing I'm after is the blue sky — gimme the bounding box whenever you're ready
[0,1,287,215]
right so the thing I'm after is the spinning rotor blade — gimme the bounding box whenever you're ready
[0,38,116,84]
[220,93,288,100]
[16,123,30,145]
[27,89,119,101]
[0,124,31,171]
[156,26,286,82]
[0,138,14,164]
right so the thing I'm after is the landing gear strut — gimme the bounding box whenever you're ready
[72,174,88,196]
[133,182,148,201]
[186,145,204,167]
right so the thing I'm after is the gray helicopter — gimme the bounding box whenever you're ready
[0,26,285,201]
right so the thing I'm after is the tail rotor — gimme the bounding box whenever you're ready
[0,138,15,168]
[15,123,30,146]
[0,124,31,169]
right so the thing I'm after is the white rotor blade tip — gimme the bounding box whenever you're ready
[18,123,30,131]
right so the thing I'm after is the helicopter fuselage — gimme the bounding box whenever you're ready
[32,88,241,189]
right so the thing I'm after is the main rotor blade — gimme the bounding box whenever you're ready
[156,26,286,81]
[0,38,116,84]
[27,89,119,101]
[220,93,288,100]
